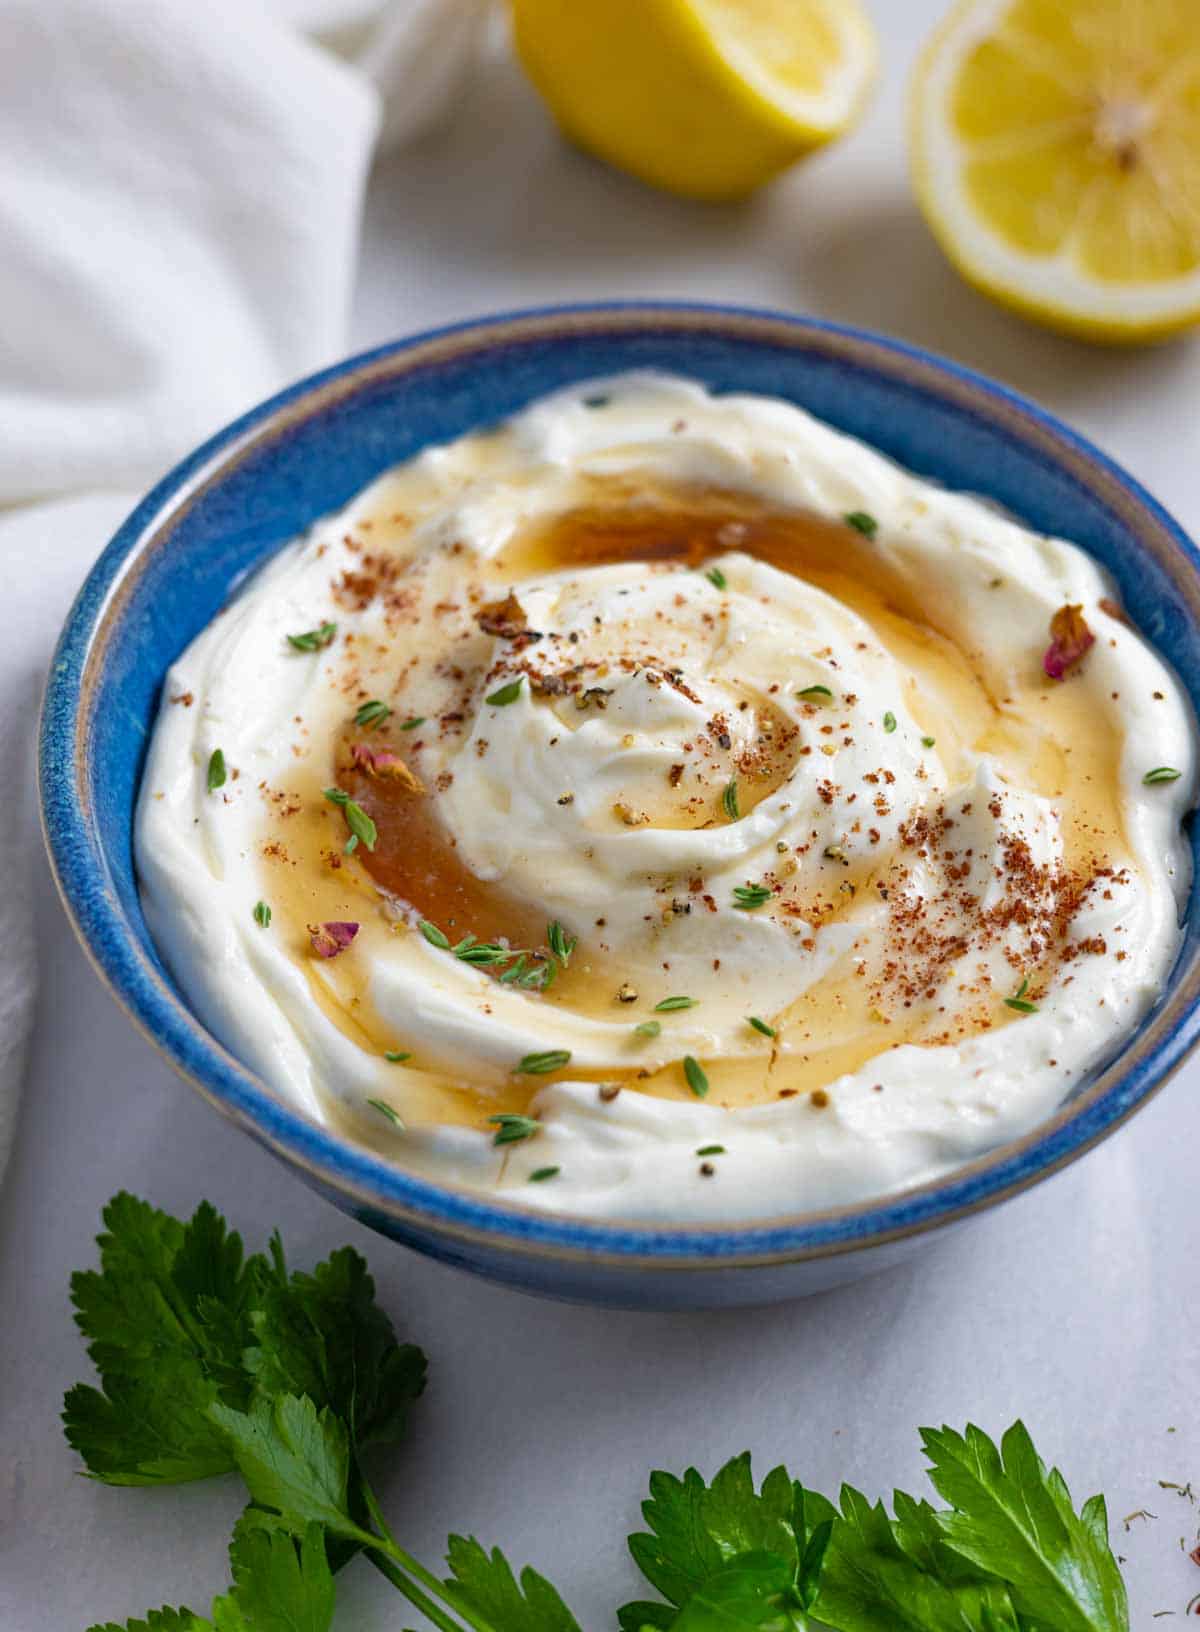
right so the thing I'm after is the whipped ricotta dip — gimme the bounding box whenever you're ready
[136,374,1197,1221]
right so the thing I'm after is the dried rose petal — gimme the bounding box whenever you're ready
[309,921,359,959]
[1043,604,1095,680]
[1098,595,1129,626]
[349,743,424,792]
[1191,1542,1200,1569]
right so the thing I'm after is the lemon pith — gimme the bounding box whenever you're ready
[911,0,1200,341]
[511,0,877,203]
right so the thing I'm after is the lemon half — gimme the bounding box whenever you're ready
[512,0,878,202]
[911,0,1200,342]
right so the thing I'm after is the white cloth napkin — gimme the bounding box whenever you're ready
[0,0,491,1181]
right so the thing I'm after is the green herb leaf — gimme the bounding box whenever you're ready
[383,1050,410,1063]
[354,699,391,730]
[1143,766,1182,784]
[223,1521,336,1632]
[419,921,451,950]
[816,1484,1021,1632]
[207,749,227,793]
[1003,974,1038,1015]
[344,801,376,851]
[529,1167,560,1183]
[252,901,271,929]
[920,1420,1129,1632]
[921,736,936,748]
[241,1247,425,1452]
[634,1020,662,1039]
[621,1453,837,1632]
[732,884,771,910]
[515,1049,571,1075]
[705,566,728,591]
[696,1145,725,1157]
[797,685,833,703]
[86,1608,214,1632]
[367,1098,404,1128]
[64,1195,267,1485]
[488,1113,541,1145]
[655,996,697,1012]
[723,779,740,820]
[485,677,524,706]
[547,920,577,967]
[442,1535,582,1632]
[747,1017,776,1039]
[844,511,878,538]
[883,712,897,734]
[286,622,337,653]
[683,1056,708,1098]
[208,1394,361,1542]
[400,716,425,731]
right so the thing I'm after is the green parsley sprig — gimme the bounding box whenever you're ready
[68,1195,1132,1632]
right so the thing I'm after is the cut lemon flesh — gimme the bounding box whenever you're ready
[911,0,1200,340]
[511,0,877,202]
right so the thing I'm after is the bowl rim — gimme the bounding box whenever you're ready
[37,298,1200,1270]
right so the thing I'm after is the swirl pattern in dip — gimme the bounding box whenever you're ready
[136,376,1197,1220]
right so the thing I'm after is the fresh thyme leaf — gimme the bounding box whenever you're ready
[529,1167,560,1183]
[683,1056,708,1098]
[705,566,728,591]
[1003,975,1038,1015]
[547,920,577,966]
[634,1020,662,1039]
[323,786,348,806]
[488,1113,541,1145]
[367,1098,404,1128]
[485,677,524,706]
[1143,766,1182,784]
[442,1535,582,1632]
[400,716,425,731]
[747,1017,776,1039]
[419,920,451,950]
[883,712,897,734]
[286,621,337,653]
[516,1049,571,1075]
[844,511,878,538]
[732,884,771,910]
[797,684,833,702]
[206,749,226,793]
[920,1420,1129,1632]
[343,800,377,852]
[354,699,391,730]
[696,1145,725,1157]
[723,779,740,821]
[922,736,936,748]
[383,1050,411,1063]
[655,996,697,1012]
[253,901,271,929]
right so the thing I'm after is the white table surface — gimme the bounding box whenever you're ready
[4,6,1200,1626]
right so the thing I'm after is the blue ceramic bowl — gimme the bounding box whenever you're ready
[39,303,1200,1309]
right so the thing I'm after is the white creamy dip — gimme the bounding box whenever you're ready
[136,375,1197,1221]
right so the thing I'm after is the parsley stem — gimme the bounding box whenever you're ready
[360,1473,491,1632]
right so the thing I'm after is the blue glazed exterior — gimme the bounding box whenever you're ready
[38,303,1200,1308]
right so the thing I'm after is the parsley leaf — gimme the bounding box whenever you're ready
[815,1484,1020,1632]
[65,1195,266,1484]
[87,1611,214,1632]
[208,1394,361,1542]
[441,1535,582,1632]
[243,1243,427,1451]
[222,1521,336,1632]
[920,1421,1128,1632]
[621,1453,836,1631]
